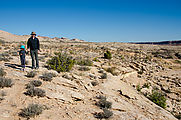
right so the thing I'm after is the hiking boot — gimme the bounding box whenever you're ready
[32,66,35,69]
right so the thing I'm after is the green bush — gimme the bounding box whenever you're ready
[19,104,45,118]
[46,52,75,72]
[148,90,166,109]
[24,87,45,97]
[0,68,6,77]
[104,51,112,59]
[0,77,13,88]
[93,57,100,62]
[76,58,93,66]
[136,85,142,92]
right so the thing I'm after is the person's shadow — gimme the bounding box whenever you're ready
[4,63,32,70]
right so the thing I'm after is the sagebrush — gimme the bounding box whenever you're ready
[94,108,113,119]
[0,77,13,88]
[19,104,45,118]
[26,80,42,89]
[24,87,45,97]
[0,68,6,77]
[39,72,56,81]
[26,71,37,78]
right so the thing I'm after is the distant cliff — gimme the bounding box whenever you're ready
[134,40,181,45]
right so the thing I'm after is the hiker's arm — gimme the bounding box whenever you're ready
[37,38,41,52]
[27,39,30,50]
[17,51,20,55]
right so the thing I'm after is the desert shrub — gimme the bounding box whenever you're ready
[175,53,181,59]
[94,95,113,119]
[26,80,42,89]
[100,73,107,79]
[0,91,6,101]
[24,87,45,97]
[93,57,100,62]
[25,83,34,89]
[174,60,181,64]
[39,72,56,82]
[69,50,74,54]
[0,53,9,57]
[30,80,42,87]
[136,85,142,92]
[91,81,98,86]
[96,95,106,101]
[175,113,181,119]
[148,90,166,109]
[138,70,144,75]
[0,68,6,77]
[11,51,18,56]
[94,108,113,119]
[26,71,37,78]
[78,66,90,71]
[142,83,150,89]
[0,77,13,88]
[46,52,75,72]
[119,55,124,60]
[104,50,112,59]
[76,58,93,66]
[19,104,45,119]
[0,39,5,45]
[4,46,10,50]
[105,67,119,76]
[0,53,12,62]
[95,96,112,109]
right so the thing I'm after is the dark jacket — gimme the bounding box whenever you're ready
[27,37,40,50]
[19,50,26,58]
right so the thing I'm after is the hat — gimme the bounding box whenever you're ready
[20,45,25,49]
[31,32,36,35]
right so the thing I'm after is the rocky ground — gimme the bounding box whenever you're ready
[0,32,181,120]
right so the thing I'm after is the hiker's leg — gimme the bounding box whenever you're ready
[22,57,25,68]
[20,56,23,67]
[35,49,39,68]
[30,50,35,68]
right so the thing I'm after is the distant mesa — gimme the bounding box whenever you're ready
[134,40,181,46]
[0,30,85,43]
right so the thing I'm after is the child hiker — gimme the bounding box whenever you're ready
[18,45,26,71]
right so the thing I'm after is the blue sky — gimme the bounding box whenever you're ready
[0,0,181,42]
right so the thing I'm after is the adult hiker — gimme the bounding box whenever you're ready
[27,32,40,69]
